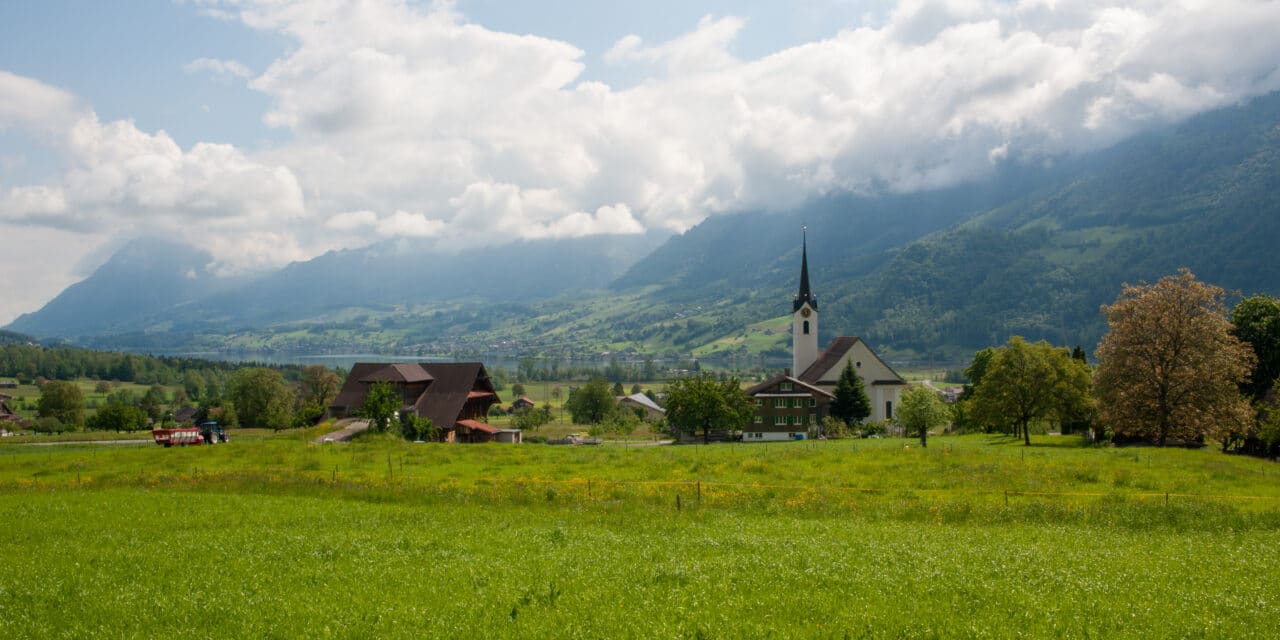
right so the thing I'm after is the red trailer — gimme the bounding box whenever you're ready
[152,427,204,447]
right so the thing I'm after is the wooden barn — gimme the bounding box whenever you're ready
[329,362,507,443]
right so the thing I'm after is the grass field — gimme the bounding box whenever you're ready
[1,435,1277,638]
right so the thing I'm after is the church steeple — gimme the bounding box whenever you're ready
[792,227,819,376]
[793,227,817,312]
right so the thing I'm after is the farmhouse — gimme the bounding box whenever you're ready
[329,362,510,443]
[508,396,536,413]
[744,233,905,440]
[618,392,666,422]
[0,399,26,428]
[743,375,833,441]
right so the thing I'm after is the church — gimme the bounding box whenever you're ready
[743,233,905,440]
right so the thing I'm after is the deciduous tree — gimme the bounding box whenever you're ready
[663,372,753,443]
[565,379,617,425]
[1094,269,1254,446]
[300,365,342,409]
[227,367,294,431]
[88,403,148,432]
[512,405,553,432]
[357,380,400,432]
[897,386,948,447]
[1230,294,1280,401]
[969,337,1092,445]
[36,380,85,430]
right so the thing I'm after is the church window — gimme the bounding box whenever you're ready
[855,361,862,368]
[885,400,893,420]
[803,320,810,335]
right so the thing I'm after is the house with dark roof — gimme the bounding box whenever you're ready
[745,231,905,438]
[508,396,536,413]
[0,399,28,428]
[743,375,833,441]
[329,362,509,443]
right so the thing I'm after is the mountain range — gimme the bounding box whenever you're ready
[9,92,1280,364]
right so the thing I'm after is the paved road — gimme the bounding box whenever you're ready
[10,439,152,446]
[315,418,370,443]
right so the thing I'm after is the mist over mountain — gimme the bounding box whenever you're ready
[8,93,1280,362]
[6,238,231,337]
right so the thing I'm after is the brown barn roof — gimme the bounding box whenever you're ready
[359,363,433,384]
[333,362,498,429]
[457,419,499,434]
[413,363,497,429]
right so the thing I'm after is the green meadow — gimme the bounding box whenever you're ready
[1,435,1277,638]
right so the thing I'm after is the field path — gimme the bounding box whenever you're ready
[316,419,370,443]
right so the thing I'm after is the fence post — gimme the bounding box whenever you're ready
[1004,490,1009,506]
[697,481,702,504]
[1165,492,1169,506]
[677,494,682,512]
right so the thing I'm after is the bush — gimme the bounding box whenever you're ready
[860,420,889,438]
[32,417,71,434]
[822,416,849,439]
[292,402,326,429]
[399,414,436,442]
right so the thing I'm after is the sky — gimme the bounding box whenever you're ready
[2,0,1279,325]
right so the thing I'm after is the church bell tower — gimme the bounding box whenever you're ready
[792,228,819,376]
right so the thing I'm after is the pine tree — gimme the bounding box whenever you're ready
[829,360,871,428]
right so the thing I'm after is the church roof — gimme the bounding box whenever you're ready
[797,337,906,385]
[792,229,817,313]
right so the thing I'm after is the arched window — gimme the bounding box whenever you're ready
[803,320,810,335]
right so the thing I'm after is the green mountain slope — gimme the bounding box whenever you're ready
[824,92,1280,357]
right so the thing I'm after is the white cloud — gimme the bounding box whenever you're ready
[376,210,445,238]
[0,70,82,134]
[183,57,255,81]
[605,15,745,75]
[0,75,305,250]
[217,0,1280,239]
[325,209,378,231]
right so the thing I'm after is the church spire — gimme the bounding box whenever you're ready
[793,227,817,313]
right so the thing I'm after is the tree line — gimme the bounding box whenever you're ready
[24,363,345,434]
[949,269,1280,459]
